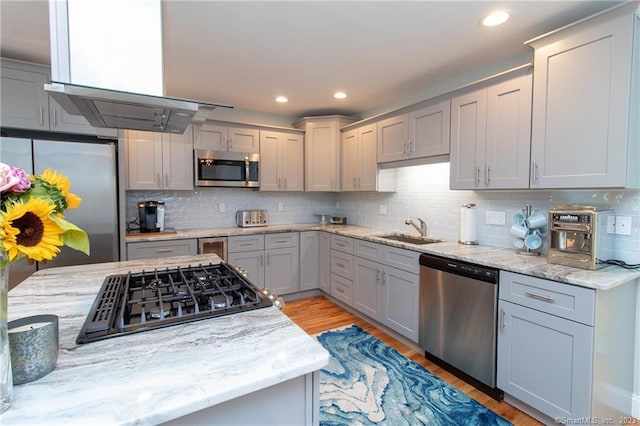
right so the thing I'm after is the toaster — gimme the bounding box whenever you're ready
[236,210,268,227]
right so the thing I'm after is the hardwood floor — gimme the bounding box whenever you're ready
[283,295,543,426]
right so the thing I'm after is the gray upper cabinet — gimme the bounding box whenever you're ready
[450,73,532,190]
[526,2,639,189]
[193,123,260,154]
[376,100,450,165]
[1,58,117,137]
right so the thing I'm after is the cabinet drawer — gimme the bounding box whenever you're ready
[384,246,420,274]
[499,271,595,326]
[331,250,354,280]
[331,273,353,306]
[354,239,385,261]
[265,232,298,249]
[127,239,197,260]
[228,235,265,253]
[331,235,354,254]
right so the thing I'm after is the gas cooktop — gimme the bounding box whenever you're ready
[77,262,273,344]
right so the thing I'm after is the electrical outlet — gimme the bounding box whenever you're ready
[379,205,387,215]
[277,202,284,211]
[606,216,616,234]
[615,216,632,236]
[485,210,506,225]
[336,201,340,209]
[219,203,225,213]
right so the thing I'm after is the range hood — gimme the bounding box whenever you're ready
[46,0,232,134]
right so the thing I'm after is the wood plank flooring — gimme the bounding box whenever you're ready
[283,295,543,426]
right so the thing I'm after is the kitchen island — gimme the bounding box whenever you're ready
[3,254,329,425]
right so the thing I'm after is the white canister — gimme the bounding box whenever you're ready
[459,204,479,245]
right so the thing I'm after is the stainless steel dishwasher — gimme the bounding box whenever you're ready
[419,253,502,400]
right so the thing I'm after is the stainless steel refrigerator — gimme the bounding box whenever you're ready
[0,137,119,288]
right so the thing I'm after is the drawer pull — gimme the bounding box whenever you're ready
[155,249,173,253]
[335,262,345,268]
[336,287,344,294]
[274,239,289,243]
[525,291,554,302]
[499,308,506,331]
[240,243,255,246]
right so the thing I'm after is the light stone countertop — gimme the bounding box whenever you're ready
[4,254,329,425]
[126,223,640,290]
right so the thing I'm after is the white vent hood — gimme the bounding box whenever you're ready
[45,0,231,134]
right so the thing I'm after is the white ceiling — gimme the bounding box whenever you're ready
[0,1,622,119]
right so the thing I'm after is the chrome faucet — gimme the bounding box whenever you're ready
[405,217,427,237]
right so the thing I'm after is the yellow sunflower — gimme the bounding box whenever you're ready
[1,197,64,262]
[39,168,82,209]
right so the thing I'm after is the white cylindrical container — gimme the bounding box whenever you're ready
[156,201,165,232]
[459,204,478,245]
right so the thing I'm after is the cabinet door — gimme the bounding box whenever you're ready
[381,266,419,342]
[194,123,226,151]
[377,114,408,163]
[281,132,304,191]
[125,130,163,190]
[162,126,194,190]
[305,120,339,191]
[265,247,299,295]
[319,233,331,293]
[228,250,265,288]
[358,123,378,191]
[341,128,359,191]
[484,74,532,189]
[408,101,450,159]
[497,300,593,419]
[353,257,381,320]
[529,13,634,188]
[228,127,260,153]
[299,231,320,291]
[259,130,280,191]
[450,89,487,190]
[1,65,50,130]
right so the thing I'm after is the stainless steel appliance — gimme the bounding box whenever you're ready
[236,210,268,228]
[419,253,502,400]
[76,262,273,344]
[198,237,227,261]
[547,205,612,270]
[194,150,259,188]
[0,136,119,288]
[138,201,163,233]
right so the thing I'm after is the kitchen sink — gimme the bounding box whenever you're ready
[375,233,444,245]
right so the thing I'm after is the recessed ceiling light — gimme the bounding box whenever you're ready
[334,91,347,99]
[275,96,288,103]
[482,11,509,27]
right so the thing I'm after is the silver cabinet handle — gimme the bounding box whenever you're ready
[476,167,481,186]
[156,173,161,187]
[499,308,506,331]
[408,139,413,155]
[165,173,169,187]
[240,242,254,246]
[381,271,387,286]
[260,254,264,266]
[525,291,554,302]
[228,137,232,150]
[40,106,45,126]
[376,270,381,283]
[277,178,281,188]
[155,249,173,253]
[53,108,58,127]
[485,165,490,186]
[531,161,539,183]
[335,262,345,268]
[284,178,287,189]
[357,178,361,188]
[266,253,270,264]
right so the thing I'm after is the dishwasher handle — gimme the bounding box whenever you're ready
[419,253,498,284]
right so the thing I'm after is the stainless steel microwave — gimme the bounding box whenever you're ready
[194,150,259,187]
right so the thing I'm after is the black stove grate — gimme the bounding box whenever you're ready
[77,262,272,344]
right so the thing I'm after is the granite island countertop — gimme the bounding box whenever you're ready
[3,254,329,425]
[126,224,640,291]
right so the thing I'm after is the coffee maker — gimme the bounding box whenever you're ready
[138,201,165,232]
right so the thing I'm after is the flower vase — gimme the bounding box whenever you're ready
[0,251,12,414]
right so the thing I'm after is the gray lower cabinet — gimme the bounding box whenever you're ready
[299,231,320,291]
[352,240,419,342]
[126,239,197,260]
[228,233,299,295]
[497,270,636,422]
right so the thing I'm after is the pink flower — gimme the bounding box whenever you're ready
[0,162,19,193]
[9,166,31,192]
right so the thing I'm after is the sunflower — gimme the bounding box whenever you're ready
[0,197,64,262]
[38,168,82,210]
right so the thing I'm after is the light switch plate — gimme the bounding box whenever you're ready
[485,210,506,225]
[219,203,226,213]
[615,216,632,235]
[277,202,284,211]
[379,205,387,215]
[606,216,616,234]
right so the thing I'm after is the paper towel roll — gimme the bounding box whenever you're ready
[459,204,479,245]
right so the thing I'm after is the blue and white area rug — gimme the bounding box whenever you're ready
[316,325,512,426]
